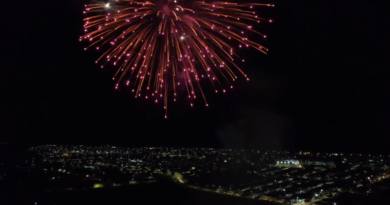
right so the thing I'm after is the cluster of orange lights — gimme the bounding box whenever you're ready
[300,151,311,155]
[81,0,274,117]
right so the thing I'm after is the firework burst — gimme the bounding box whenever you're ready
[81,0,274,118]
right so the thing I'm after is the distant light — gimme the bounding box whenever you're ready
[180,36,184,40]
[105,3,110,8]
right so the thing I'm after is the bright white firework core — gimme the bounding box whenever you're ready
[105,3,110,8]
[180,36,184,40]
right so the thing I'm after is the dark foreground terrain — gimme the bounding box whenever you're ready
[2,177,390,205]
[1,181,277,205]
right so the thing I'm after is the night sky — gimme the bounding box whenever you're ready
[1,1,388,153]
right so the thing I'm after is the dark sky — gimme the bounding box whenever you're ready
[1,1,388,153]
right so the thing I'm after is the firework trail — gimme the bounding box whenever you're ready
[81,0,274,118]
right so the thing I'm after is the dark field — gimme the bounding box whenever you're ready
[1,181,278,205]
